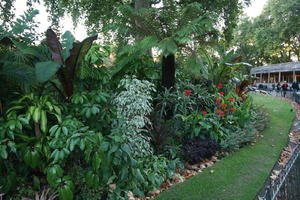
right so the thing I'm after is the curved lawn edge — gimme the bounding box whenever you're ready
[155,95,295,200]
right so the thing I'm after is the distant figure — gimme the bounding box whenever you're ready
[272,83,275,91]
[282,81,288,97]
[276,82,281,94]
[292,81,299,95]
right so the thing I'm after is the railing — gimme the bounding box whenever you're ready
[257,144,300,200]
[256,90,300,200]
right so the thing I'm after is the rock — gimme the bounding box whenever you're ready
[200,164,206,169]
[150,189,160,196]
[127,191,134,198]
[186,163,199,170]
[211,156,218,162]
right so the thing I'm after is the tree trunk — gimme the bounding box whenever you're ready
[35,123,41,139]
[162,54,176,89]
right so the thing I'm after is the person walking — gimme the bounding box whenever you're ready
[282,81,288,97]
[292,81,298,92]
[292,81,299,100]
[276,82,281,95]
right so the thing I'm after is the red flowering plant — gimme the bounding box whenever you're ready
[219,91,225,96]
[177,90,252,143]
[184,89,192,96]
[213,89,240,120]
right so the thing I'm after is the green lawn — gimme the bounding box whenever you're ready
[155,95,295,200]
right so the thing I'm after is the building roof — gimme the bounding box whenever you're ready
[250,61,300,74]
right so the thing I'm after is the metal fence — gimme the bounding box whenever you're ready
[256,90,300,200]
[257,144,300,200]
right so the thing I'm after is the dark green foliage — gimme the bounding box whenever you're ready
[149,81,216,156]
[0,2,272,200]
[70,90,113,133]
[40,0,249,89]
[35,29,98,99]
[0,10,47,116]
[182,138,220,165]
[220,105,268,152]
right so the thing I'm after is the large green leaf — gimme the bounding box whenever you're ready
[61,31,75,60]
[35,61,60,82]
[65,34,98,81]
[46,165,63,187]
[59,185,73,200]
[0,145,8,159]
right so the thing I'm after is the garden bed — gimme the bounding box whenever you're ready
[154,95,295,200]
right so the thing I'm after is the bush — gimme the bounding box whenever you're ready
[220,127,257,152]
[113,76,156,156]
[182,138,220,164]
[220,105,268,152]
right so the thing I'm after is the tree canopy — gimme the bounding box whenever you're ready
[233,0,300,66]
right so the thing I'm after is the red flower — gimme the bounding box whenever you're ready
[184,90,192,96]
[218,111,225,116]
[228,97,234,103]
[216,109,224,116]
[218,104,222,108]
[224,109,229,112]
[219,91,225,96]
[241,95,246,102]
[217,83,223,89]
[201,111,207,115]
[216,98,221,104]
[231,108,236,111]
[223,104,227,108]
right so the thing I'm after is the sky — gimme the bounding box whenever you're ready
[14,0,268,40]
[245,0,268,17]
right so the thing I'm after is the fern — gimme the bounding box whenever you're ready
[0,64,35,92]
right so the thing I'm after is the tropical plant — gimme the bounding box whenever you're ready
[0,9,42,115]
[41,0,250,89]
[77,43,111,88]
[186,49,252,87]
[114,76,155,156]
[220,105,268,152]
[35,29,97,100]
[70,89,114,133]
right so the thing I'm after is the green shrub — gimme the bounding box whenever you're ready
[220,105,268,152]
[113,76,156,156]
